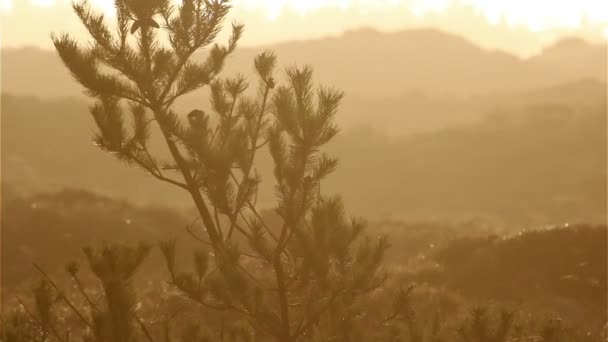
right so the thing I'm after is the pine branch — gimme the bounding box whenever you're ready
[159,9,234,105]
[72,1,115,51]
[229,73,273,227]
[162,23,243,108]
[154,112,224,247]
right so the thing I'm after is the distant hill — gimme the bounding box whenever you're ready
[0,186,190,289]
[2,27,606,224]
[340,78,607,135]
[2,28,606,100]
[416,224,608,328]
[527,37,608,81]
[2,83,605,224]
[2,28,606,136]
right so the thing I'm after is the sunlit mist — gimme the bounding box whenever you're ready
[5,0,608,30]
[1,0,607,55]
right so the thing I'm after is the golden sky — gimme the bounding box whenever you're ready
[1,0,607,56]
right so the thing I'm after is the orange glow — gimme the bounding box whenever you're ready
[4,0,607,32]
[1,0,607,55]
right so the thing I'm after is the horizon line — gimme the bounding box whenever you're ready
[1,25,606,58]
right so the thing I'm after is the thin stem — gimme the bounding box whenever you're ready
[152,107,223,248]
[273,255,292,341]
[226,83,271,241]
[15,295,67,342]
[126,150,189,190]
[214,207,224,240]
[186,224,213,246]
[134,313,156,342]
[32,264,92,330]
[293,289,345,339]
[245,205,279,243]
[70,275,99,313]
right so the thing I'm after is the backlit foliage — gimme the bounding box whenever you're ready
[48,0,388,340]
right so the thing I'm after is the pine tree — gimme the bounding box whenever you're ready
[53,1,389,340]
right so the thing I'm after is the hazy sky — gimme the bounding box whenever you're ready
[1,0,607,56]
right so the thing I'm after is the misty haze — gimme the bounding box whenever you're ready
[1,0,607,341]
